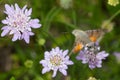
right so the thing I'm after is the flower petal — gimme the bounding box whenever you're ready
[76,51,84,60]
[12,32,21,41]
[96,63,102,68]
[25,9,28,15]
[4,4,14,14]
[22,31,30,44]
[22,5,27,12]
[1,29,10,37]
[52,69,57,77]
[29,19,41,28]
[96,51,109,60]
[89,64,95,69]
[27,8,32,16]
[60,65,68,69]
[59,69,67,76]
[28,31,34,36]
[42,67,50,74]
[15,3,20,11]
[55,47,60,52]
[1,26,10,30]
[45,51,50,59]
[9,29,16,35]
[63,50,68,56]
[2,20,9,24]
[66,60,74,65]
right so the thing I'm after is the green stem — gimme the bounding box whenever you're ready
[68,50,73,56]
[109,9,120,22]
[103,9,120,29]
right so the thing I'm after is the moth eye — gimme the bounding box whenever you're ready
[86,44,91,48]
[87,46,92,49]
[85,45,91,50]
[89,46,92,48]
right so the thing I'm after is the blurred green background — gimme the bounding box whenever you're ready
[0,0,120,80]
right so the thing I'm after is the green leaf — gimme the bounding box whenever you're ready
[43,7,61,31]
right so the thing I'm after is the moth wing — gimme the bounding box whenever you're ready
[72,29,91,53]
[85,29,105,42]
[72,29,91,44]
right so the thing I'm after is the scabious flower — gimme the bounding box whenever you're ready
[108,0,119,6]
[88,77,97,80]
[59,0,72,9]
[40,47,73,77]
[1,4,41,43]
[76,42,109,69]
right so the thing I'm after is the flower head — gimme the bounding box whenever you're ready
[88,77,97,80]
[1,4,41,43]
[60,0,72,9]
[40,47,73,77]
[108,0,119,6]
[76,42,109,69]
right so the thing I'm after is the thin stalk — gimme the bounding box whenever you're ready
[68,50,73,56]
[102,9,120,29]
[109,9,120,22]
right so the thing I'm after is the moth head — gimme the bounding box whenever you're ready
[85,42,100,52]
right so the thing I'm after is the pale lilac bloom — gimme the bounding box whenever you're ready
[1,4,41,43]
[76,42,109,69]
[40,47,73,77]
[113,52,120,63]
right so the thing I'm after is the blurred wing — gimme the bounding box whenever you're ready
[72,29,91,53]
[72,29,91,44]
[85,29,105,42]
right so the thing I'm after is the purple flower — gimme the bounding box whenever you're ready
[76,42,109,69]
[1,4,41,43]
[40,47,73,77]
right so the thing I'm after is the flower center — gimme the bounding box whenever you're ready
[9,12,29,32]
[85,52,96,62]
[50,55,62,66]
